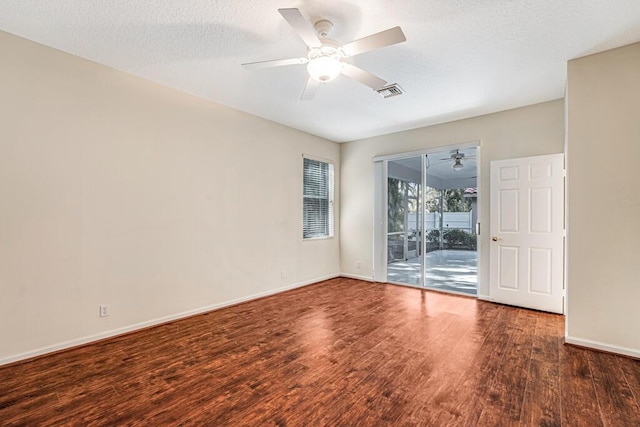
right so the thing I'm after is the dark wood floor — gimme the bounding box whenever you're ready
[1,278,640,426]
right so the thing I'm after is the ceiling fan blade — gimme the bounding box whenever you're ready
[278,8,322,48]
[301,77,320,101]
[342,26,406,56]
[242,57,308,69]
[341,63,387,90]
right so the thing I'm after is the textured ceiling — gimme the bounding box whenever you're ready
[1,1,640,142]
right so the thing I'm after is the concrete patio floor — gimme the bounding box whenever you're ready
[387,249,477,296]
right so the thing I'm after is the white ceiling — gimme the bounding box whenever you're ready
[2,1,640,143]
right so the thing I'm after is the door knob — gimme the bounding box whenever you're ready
[492,236,498,241]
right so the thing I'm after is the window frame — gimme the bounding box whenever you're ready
[302,155,335,240]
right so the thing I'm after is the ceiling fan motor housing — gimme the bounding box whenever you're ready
[451,150,465,170]
[314,19,334,38]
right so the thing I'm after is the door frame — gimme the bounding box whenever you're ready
[373,141,481,291]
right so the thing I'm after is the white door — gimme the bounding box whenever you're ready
[489,154,564,313]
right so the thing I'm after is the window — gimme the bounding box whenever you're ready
[303,157,334,239]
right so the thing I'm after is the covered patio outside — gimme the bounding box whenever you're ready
[386,148,478,296]
[387,249,477,295]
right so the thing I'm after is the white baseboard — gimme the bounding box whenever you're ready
[477,294,492,301]
[565,336,640,359]
[0,273,340,367]
[340,273,375,282]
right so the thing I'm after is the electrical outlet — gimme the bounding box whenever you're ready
[357,262,362,269]
[280,270,287,280]
[99,304,110,317]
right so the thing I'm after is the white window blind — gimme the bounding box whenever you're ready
[303,157,334,239]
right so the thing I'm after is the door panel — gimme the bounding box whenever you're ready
[529,248,552,294]
[498,246,518,289]
[530,187,552,233]
[489,154,564,313]
[499,189,519,232]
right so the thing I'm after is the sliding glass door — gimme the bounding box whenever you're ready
[384,148,479,296]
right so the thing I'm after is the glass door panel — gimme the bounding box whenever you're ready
[386,157,423,286]
[424,150,478,295]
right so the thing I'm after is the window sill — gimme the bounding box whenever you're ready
[303,235,334,241]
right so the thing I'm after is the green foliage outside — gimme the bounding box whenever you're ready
[426,229,440,242]
[425,188,471,213]
[387,178,405,233]
[388,178,420,233]
[443,229,477,249]
[425,228,477,250]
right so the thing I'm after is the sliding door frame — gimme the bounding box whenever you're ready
[373,141,481,287]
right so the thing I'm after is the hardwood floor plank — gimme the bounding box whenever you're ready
[619,355,640,411]
[476,309,538,426]
[559,344,604,427]
[519,313,562,427]
[1,278,640,425]
[588,350,640,426]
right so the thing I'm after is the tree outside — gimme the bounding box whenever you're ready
[387,178,405,233]
[425,188,471,213]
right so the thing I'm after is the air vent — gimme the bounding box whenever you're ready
[376,84,404,98]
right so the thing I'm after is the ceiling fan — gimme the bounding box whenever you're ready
[241,8,406,100]
[439,150,475,171]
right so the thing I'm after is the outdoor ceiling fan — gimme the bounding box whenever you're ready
[440,150,475,171]
[241,8,406,100]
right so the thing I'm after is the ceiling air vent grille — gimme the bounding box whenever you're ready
[376,84,404,98]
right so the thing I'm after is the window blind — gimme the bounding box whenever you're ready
[303,157,334,239]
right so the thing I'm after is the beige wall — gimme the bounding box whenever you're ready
[0,31,340,364]
[340,100,565,296]
[566,42,640,356]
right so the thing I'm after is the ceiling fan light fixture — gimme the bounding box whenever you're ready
[307,56,342,82]
[452,158,464,171]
